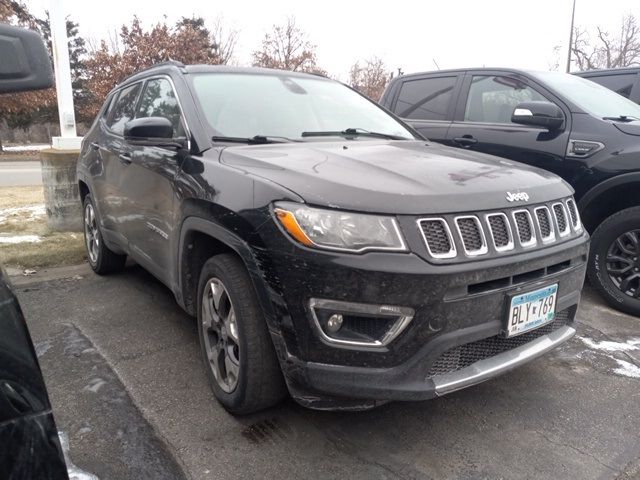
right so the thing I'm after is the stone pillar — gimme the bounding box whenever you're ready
[40,148,82,231]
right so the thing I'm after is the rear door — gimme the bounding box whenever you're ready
[445,71,571,177]
[119,76,188,283]
[386,73,461,142]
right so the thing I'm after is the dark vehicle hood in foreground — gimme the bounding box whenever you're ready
[220,140,573,214]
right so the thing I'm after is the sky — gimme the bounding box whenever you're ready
[27,0,640,80]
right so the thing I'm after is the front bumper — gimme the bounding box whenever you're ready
[254,222,588,408]
[284,326,576,408]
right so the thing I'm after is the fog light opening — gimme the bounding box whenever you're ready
[309,298,415,349]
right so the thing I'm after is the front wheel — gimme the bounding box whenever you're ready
[588,206,640,317]
[197,253,286,414]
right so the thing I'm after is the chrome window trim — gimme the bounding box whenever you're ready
[534,206,556,244]
[103,74,192,150]
[512,209,537,248]
[417,218,457,259]
[455,215,489,256]
[484,212,514,252]
[552,202,571,237]
[565,199,583,233]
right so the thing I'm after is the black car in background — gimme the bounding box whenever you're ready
[574,67,640,103]
[0,267,69,480]
[78,62,587,413]
[380,68,640,316]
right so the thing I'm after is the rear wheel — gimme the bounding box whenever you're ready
[82,195,126,274]
[588,206,640,316]
[197,253,286,414]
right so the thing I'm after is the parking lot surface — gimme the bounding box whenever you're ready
[15,264,640,480]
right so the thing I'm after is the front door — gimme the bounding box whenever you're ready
[446,72,571,181]
[119,76,188,283]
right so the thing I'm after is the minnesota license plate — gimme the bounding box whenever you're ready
[506,284,558,337]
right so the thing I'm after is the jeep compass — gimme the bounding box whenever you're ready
[78,62,588,413]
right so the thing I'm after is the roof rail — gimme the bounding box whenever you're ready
[117,59,186,86]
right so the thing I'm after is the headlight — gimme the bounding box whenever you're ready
[273,202,406,253]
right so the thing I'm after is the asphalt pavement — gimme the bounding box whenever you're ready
[0,160,42,186]
[14,263,640,480]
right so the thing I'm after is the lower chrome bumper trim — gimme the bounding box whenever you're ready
[433,325,576,396]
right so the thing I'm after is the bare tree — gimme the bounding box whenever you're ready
[349,57,390,101]
[210,17,237,65]
[252,17,326,74]
[572,13,640,70]
[548,45,562,71]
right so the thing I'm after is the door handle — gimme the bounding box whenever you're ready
[118,153,132,165]
[90,142,100,151]
[453,136,478,147]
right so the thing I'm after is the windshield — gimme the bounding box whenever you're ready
[533,71,640,120]
[190,72,415,140]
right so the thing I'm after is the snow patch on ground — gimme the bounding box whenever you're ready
[613,359,640,379]
[578,335,640,380]
[3,144,49,152]
[0,234,42,244]
[0,204,46,223]
[577,336,640,352]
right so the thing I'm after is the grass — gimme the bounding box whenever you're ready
[1,185,45,208]
[0,185,86,270]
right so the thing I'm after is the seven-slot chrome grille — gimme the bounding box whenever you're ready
[417,198,582,261]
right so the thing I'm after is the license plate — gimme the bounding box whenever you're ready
[506,284,558,337]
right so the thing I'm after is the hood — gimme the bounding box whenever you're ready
[220,140,573,214]
[614,122,640,137]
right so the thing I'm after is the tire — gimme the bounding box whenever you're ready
[82,195,127,275]
[197,253,286,414]
[588,206,640,317]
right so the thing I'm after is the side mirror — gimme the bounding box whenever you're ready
[124,117,182,147]
[511,101,564,131]
[0,23,53,94]
[124,117,173,144]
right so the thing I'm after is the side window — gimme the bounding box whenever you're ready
[394,76,457,121]
[136,78,185,137]
[588,74,637,99]
[107,83,142,135]
[101,93,115,120]
[464,76,548,124]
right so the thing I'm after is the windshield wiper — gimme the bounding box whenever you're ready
[212,135,298,144]
[301,128,408,140]
[602,115,640,123]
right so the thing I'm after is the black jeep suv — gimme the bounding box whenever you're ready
[78,62,588,413]
[381,68,640,316]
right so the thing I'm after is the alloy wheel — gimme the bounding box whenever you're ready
[84,202,99,264]
[201,277,241,393]
[606,229,640,299]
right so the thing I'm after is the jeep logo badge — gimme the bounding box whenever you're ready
[506,191,530,202]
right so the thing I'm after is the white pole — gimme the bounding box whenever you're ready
[566,0,577,73]
[49,0,82,149]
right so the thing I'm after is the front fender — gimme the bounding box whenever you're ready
[176,216,282,334]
